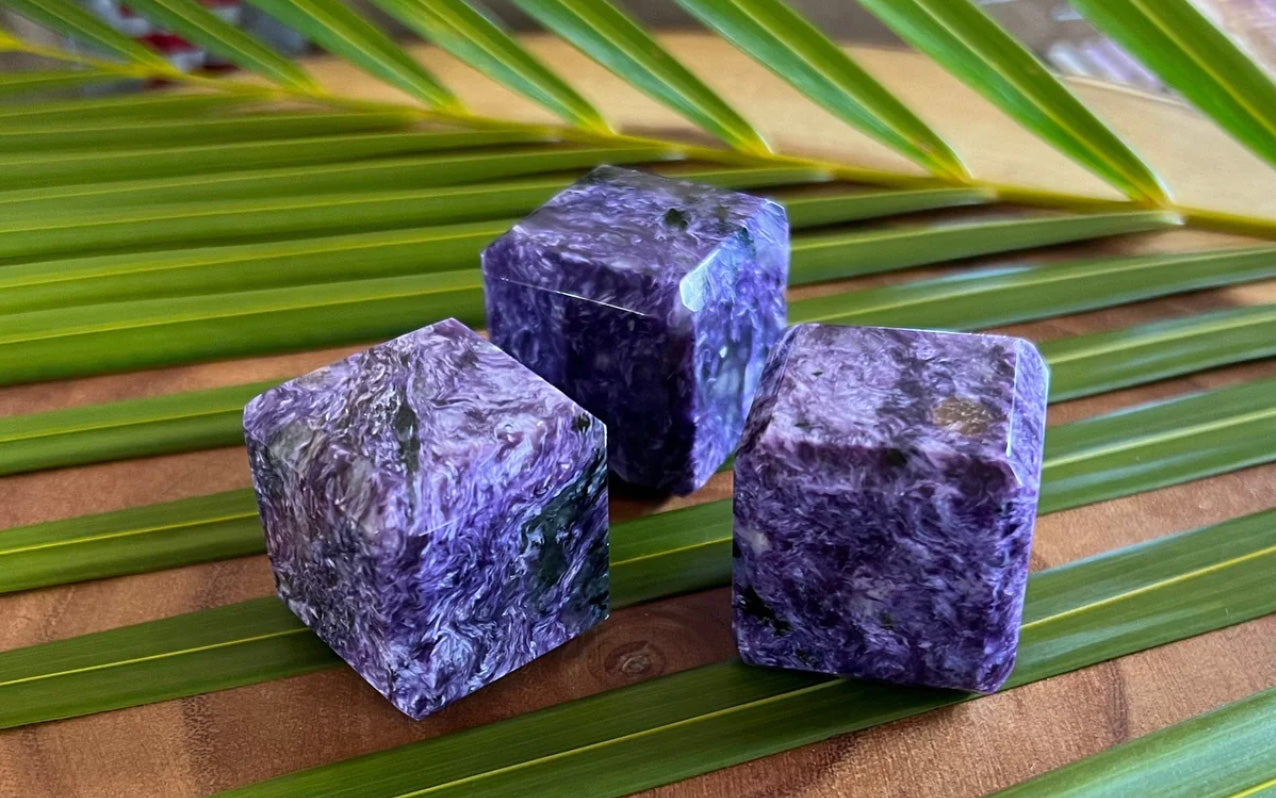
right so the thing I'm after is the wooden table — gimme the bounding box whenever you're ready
[1,36,1273,798]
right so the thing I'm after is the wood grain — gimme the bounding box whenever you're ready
[0,36,1273,798]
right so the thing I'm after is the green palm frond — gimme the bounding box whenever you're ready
[855,0,1171,203]
[171,513,1276,795]
[989,688,1276,798]
[1070,0,1276,167]
[512,0,770,153]
[368,0,609,131]
[110,0,318,89]
[672,0,967,177]
[243,0,460,107]
[0,0,1273,793]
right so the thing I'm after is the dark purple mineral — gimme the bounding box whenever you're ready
[733,324,1049,693]
[243,318,609,719]
[481,166,789,494]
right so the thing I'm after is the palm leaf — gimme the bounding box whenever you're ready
[0,210,1178,384]
[990,689,1275,797]
[673,0,966,178]
[1042,305,1276,401]
[0,167,857,265]
[0,181,984,269]
[3,0,172,70]
[367,0,607,132]
[0,145,679,215]
[0,381,277,479]
[0,69,127,99]
[856,0,1169,203]
[0,221,505,312]
[211,510,1276,797]
[0,110,419,153]
[111,0,317,90]
[2,503,1269,732]
[243,0,459,108]
[0,127,542,190]
[0,91,265,124]
[788,210,1178,285]
[790,246,1276,325]
[2,248,1268,478]
[781,185,990,228]
[1071,0,1276,167]
[0,370,1263,644]
[1039,378,1276,513]
[511,0,768,153]
[0,270,484,386]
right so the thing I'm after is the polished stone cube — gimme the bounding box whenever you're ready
[243,318,609,718]
[733,324,1049,693]
[481,166,789,494]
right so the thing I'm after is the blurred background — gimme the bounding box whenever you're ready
[3,0,1275,96]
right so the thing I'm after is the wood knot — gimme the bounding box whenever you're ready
[604,640,666,682]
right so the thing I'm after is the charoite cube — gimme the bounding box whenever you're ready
[243,318,609,718]
[733,324,1049,693]
[481,166,789,494]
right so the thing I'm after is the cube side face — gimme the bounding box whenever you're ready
[384,432,609,717]
[483,168,788,494]
[732,325,1047,693]
[245,429,396,695]
[484,236,693,492]
[683,201,789,491]
[244,319,610,718]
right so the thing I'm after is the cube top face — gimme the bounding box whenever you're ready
[734,323,1048,693]
[244,318,602,546]
[744,323,1048,489]
[484,165,783,317]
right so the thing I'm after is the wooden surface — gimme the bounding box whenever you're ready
[1,36,1274,798]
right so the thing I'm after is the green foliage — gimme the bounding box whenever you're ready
[217,510,1276,797]
[4,0,172,68]
[1070,0,1276,167]
[511,0,769,153]
[855,0,1169,202]
[2,381,1269,725]
[244,0,459,107]
[0,1,1272,792]
[990,689,1276,797]
[368,0,607,130]
[673,0,966,176]
[111,0,317,89]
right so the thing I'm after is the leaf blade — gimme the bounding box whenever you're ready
[244,0,459,107]
[788,210,1181,285]
[856,0,1169,202]
[113,0,317,90]
[0,251,1268,480]
[989,689,1276,798]
[3,0,172,69]
[368,0,608,131]
[204,509,1275,796]
[1071,0,1276,166]
[0,180,971,268]
[1041,304,1276,401]
[0,270,486,385]
[0,69,126,99]
[0,110,418,153]
[790,246,1276,327]
[0,143,674,215]
[512,0,768,153]
[0,127,546,189]
[673,0,966,177]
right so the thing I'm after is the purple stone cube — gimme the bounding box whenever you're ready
[243,318,609,718]
[481,166,789,494]
[733,324,1049,693]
